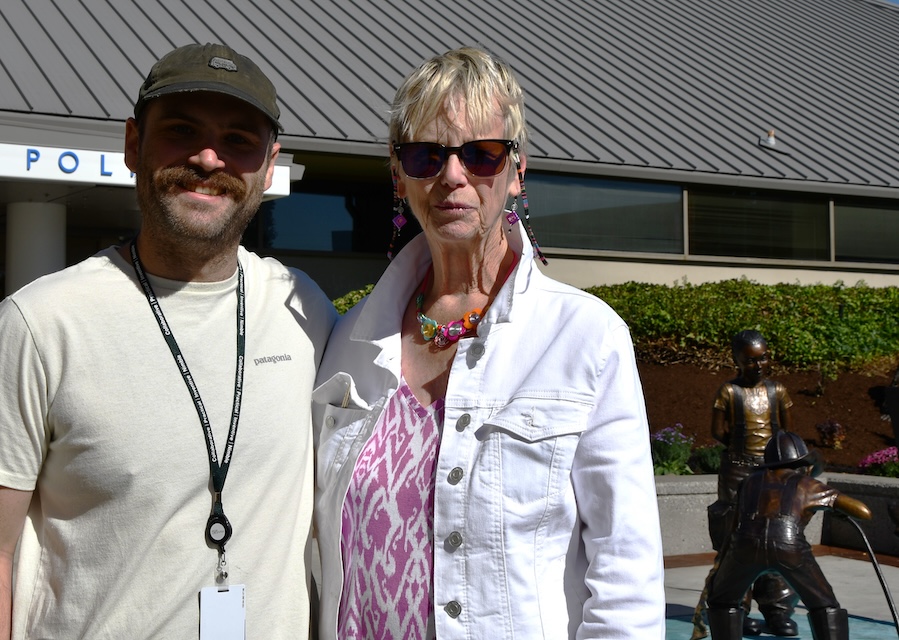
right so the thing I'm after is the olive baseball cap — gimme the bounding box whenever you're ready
[134,42,283,132]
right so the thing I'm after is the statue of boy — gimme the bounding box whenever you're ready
[707,330,798,636]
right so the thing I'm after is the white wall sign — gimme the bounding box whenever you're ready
[0,142,290,197]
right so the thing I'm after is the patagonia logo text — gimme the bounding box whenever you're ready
[254,354,293,366]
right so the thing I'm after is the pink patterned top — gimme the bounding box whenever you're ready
[338,381,443,639]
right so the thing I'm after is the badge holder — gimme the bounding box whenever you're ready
[206,499,233,583]
[199,500,244,639]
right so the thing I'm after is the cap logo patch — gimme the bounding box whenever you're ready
[208,56,238,72]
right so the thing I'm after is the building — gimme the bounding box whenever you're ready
[1,0,897,298]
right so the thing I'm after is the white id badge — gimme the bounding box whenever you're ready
[199,585,246,640]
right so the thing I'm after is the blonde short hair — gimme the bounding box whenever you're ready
[389,47,528,150]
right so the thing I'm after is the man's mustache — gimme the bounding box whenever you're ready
[155,166,248,201]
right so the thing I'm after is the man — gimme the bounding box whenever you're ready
[707,329,798,636]
[0,43,336,639]
[706,431,871,640]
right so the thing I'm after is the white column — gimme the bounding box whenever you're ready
[5,202,66,296]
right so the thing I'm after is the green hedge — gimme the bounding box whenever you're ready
[333,284,375,315]
[588,279,899,375]
[334,278,899,375]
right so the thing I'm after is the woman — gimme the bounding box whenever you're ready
[313,47,664,639]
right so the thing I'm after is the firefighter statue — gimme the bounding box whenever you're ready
[705,431,872,640]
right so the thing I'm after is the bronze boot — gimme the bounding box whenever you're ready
[707,607,743,640]
[808,607,849,640]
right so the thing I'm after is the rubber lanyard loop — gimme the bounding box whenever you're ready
[129,241,246,554]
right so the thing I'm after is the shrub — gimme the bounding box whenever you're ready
[689,443,725,474]
[586,279,899,376]
[333,284,374,315]
[651,424,694,475]
[858,447,899,478]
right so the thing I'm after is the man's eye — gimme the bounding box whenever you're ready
[226,133,254,146]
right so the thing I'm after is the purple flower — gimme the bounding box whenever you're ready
[652,423,693,446]
[859,446,898,469]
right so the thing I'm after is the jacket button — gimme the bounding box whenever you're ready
[325,415,336,428]
[447,531,463,548]
[448,467,464,484]
[444,601,462,618]
[455,414,471,431]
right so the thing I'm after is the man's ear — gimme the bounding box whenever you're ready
[124,118,140,173]
[263,142,281,191]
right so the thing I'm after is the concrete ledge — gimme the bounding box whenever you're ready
[656,473,842,557]
[655,474,717,556]
[821,472,899,556]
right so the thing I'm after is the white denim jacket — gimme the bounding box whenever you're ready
[313,221,665,639]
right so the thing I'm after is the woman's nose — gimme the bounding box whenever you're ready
[441,152,468,185]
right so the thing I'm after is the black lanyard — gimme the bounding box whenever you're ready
[129,241,246,556]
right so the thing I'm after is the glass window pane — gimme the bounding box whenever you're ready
[835,202,899,264]
[248,180,396,253]
[266,192,353,251]
[689,189,829,260]
[526,173,683,253]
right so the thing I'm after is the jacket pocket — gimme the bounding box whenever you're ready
[316,403,371,486]
[314,373,372,484]
[474,395,590,507]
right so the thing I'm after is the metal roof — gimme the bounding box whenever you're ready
[1,0,898,194]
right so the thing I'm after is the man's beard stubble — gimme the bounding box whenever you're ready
[135,163,264,254]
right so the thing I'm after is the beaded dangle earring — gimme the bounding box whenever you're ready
[387,168,407,260]
[509,150,547,265]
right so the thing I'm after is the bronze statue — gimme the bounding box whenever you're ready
[707,330,798,635]
[705,431,872,640]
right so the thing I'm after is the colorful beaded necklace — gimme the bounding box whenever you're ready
[416,273,482,349]
[415,257,517,349]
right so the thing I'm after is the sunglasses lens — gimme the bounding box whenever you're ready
[399,143,444,178]
[396,140,511,178]
[460,141,509,177]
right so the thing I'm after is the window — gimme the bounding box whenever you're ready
[526,173,683,253]
[245,155,898,271]
[264,193,353,251]
[834,201,899,264]
[245,179,398,254]
[688,189,829,261]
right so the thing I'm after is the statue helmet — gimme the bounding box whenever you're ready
[763,431,821,474]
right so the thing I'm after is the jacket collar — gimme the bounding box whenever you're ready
[349,214,536,345]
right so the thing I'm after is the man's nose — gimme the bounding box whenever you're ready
[190,147,226,172]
